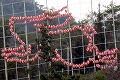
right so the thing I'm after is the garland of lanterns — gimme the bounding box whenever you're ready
[1,6,69,63]
[50,25,118,69]
[1,6,119,69]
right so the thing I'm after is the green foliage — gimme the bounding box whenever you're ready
[38,25,54,61]
[92,71,106,80]
[40,74,48,80]
[51,71,106,80]
[104,69,120,80]
[63,76,72,80]
[79,75,86,80]
[40,71,64,80]
[37,23,64,80]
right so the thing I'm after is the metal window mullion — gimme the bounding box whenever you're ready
[33,2,41,79]
[78,2,81,74]
[93,35,96,72]
[67,47,69,75]
[58,19,64,73]
[112,0,117,49]
[23,0,30,80]
[112,0,118,70]
[104,28,107,49]
[56,0,63,72]
[12,3,18,80]
[103,14,107,50]
[82,30,85,74]
[46,0,48,9]
[1,2,8,80]
[67,0,73,75]
[90,0,96,72]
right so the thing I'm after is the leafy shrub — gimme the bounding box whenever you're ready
[92,70,106,80]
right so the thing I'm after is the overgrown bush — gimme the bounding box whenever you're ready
[92,70,106,80]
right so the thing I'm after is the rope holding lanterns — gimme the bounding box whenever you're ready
[1,6,119,70]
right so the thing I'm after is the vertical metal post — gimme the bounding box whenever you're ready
[103,27,107,50]
[56,0,63,73]
[12,3,18,80]
[67,47,70,75]
[112,0,118,70]
[45,0,49,25]
[90,0,94,26]
[34,2,41,79]
[91,0,96,72]
[78,1,81,74]
[1,2,8,80]
[82,29,85,74]
[103,13,107,50]
[67,0,73,75]
[46,0,48,10]
[23,0,30,79]
[112,0,117,49]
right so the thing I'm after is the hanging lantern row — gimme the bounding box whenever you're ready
[50,25,118,69]
[10,9,67,21]
[44,6,67,15]
[1,6,119,70]
[1,6,72,58]
[33,13,73,29]
[1,6,73,63]
[1,45,31,57]
[9,6,71,30]
[5,50,42,63]
[48,25,97,36]
[52,49,117,69]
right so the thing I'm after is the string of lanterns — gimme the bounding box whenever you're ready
[1,6,119,69]
[49,25,118,69]
[1,6,71,63]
